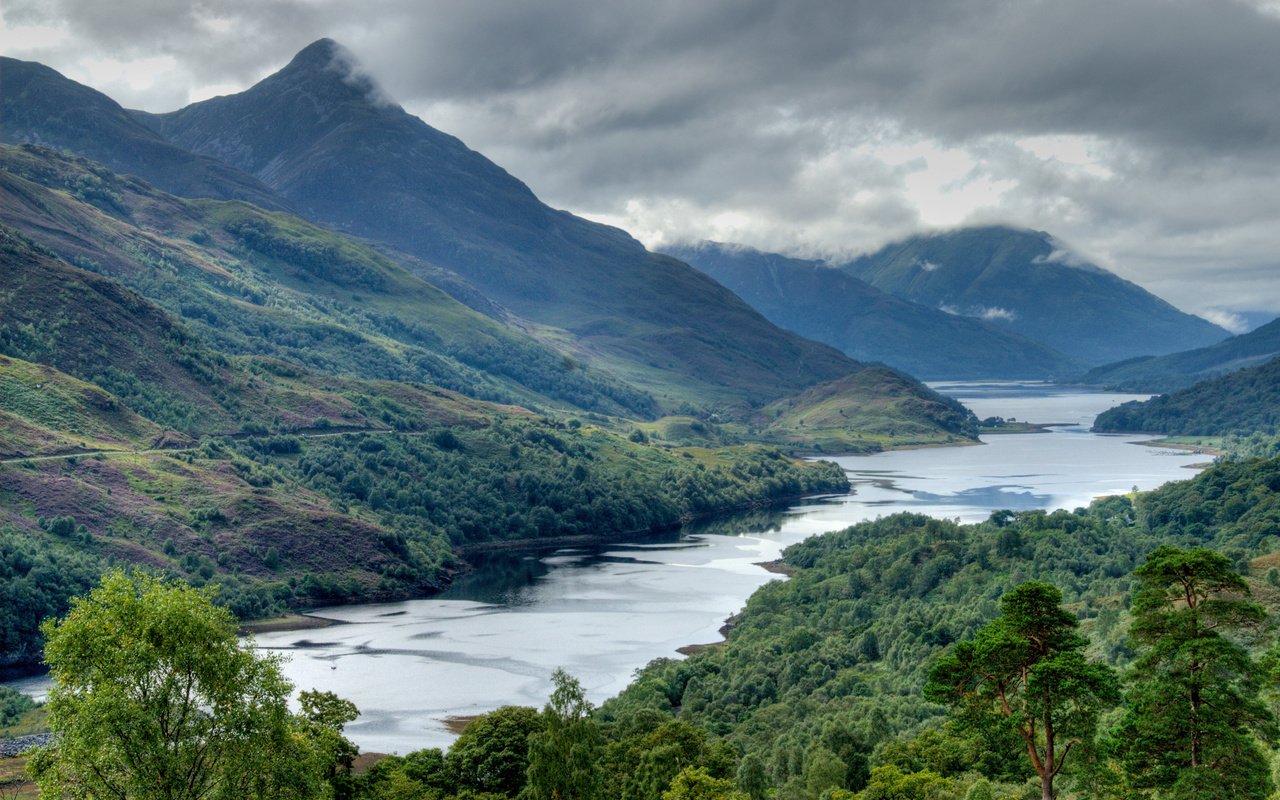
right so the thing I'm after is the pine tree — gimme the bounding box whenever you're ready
[1116,546,1277,799]
[925,581,1118,800]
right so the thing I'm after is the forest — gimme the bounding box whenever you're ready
[12,454,1280,800]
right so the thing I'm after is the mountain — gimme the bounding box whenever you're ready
[666,241,1080,380]
[0,143,656,419]
[135,39,862,411]
[1092,355,1280,436]
[1080,316,1280,392]
[0,221,852,668]
[843,226,1229,365]
[0,56,288,211]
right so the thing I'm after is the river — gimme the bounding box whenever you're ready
[6,382,1207,753]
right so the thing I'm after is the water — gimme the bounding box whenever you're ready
[8,383,1207,753]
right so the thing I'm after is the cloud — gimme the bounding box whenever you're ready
[1199,309,1250,334]
[5,0,1280,317]
[977,307,1018,323]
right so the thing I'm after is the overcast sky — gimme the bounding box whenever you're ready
[4,0,1279,329]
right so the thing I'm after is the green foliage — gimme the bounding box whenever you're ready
[524,669,605,800]
[924,583,1118,799]
[603,456,1280,800]
[263,423,847,547]
[0,528,104,670]
[1114,547,1277,798]
[446,706,543,797]
[1093,355,1280,436]
[0,684,36,728]
[661,767,749,800]
[29,570,334,800]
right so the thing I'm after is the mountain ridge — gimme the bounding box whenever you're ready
[842,225,1229,365]
[137,39,867,411]
[666,240,1081,380]
[1081,316,1280,392]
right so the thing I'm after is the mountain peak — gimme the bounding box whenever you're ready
[272,38,398,110]
[282,38,347,73]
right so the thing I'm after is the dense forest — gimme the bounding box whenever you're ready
[1093,355,1280,436]
[346,454,1280,800]
[17,455,1277,800]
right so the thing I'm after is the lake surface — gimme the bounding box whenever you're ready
[254,382,1204,753]
[7,383,1207,753]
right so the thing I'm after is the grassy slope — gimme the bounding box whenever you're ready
[754,368,979,453]
[0,354,161,458]
[0,144,655,419]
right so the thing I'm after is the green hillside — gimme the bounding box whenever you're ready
[137,39,864,411]
[1092,355,1280,436]
[0,353,162,458]
[1081,316,1280,392]
[0,143,656,419]
[755,368,979,453]
[844,226,1228,365]
[600,455,1280,799]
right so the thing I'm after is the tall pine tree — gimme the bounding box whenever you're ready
[1116,546,1277,799]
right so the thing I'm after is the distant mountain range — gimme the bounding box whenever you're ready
[843,226,1229,365]
[666,242,1080,380]
[1081,316,1280,392]
[0,40,980,451]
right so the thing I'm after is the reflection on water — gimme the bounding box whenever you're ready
[6,383,1208,753]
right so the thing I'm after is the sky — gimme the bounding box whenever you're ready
[3,0,1279,330]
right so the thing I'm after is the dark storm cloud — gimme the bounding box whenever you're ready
[5,0,1280,314]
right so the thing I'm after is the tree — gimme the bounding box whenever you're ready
[1115,546,1277,799]
[924,581,1118,800]
[28,570,331,800]
[299,690,361,799]
[661,767,749,800]
[524,669,605,800]
[446,705,543,796]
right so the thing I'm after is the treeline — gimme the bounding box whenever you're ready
[245,454,1280,800]
[590,455,1280,799]
[1093,355,1280,436]
[245,421,847,547]
[0,419,846,671]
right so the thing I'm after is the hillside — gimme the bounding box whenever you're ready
[0,144,656,419]
[1081,316,1280,392]
[0,172,862,672]
[0,56,287,211]
[843,226,1228,364]
[667,241,1079,380]
[601,455,1280,798]
[754,368,978,453]
[135,39,863,411]
[1092,355,1280,436]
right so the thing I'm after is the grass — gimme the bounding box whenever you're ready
[0,708,47,739]
[0,755,38,799]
